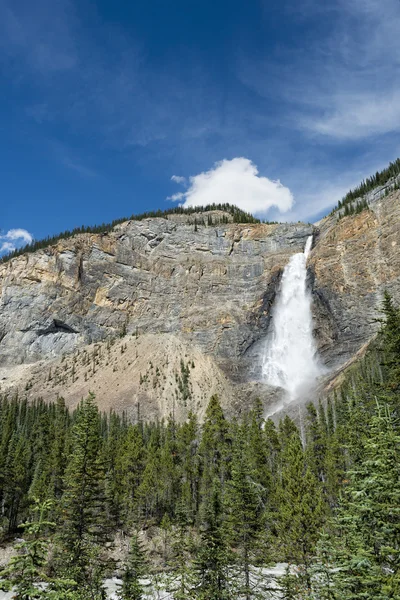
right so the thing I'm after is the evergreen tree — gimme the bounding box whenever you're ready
[115,423,145,526]
[0,499,76,600]
[166,501,197,600]
[117,534,147,600]
[380,291,400,392]
[58,394,107,595]
[325,404,400,599]
[193,482,233,599]
[225,425,264,599]
[176,411,200,523]
[198,395,231,517]
[276,426,325,590]
[3,430,31,533]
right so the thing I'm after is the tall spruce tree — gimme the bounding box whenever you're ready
[198,395,231,518]
[0,499,76,600]
[117,534,147,600]
[58,394,107,595]
[276,425,325,590]
[380,291,400,393]
[324,404,400,599]
[225,424,265,599]
[193,481,234,599]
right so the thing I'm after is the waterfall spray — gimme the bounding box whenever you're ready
[262,235,321,399]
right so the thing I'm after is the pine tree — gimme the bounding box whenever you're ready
[166,500,197,600]
[305,402,327,484]
[0,499,76,599]
[193,482,234,599]
[225,425,264,599]
[3,430,31,533]
[58,394,107,594]
[198,395,231,516]
[176,411,200,523]
[276,426,325,591]
[327,404,400,599]
[117,534,147,600]
[380,291,400,392]
[115,423,145,526]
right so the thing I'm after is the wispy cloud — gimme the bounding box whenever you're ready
[45,140,98,178]
[303,92,400,140]
[0,228,34,254]
[0,0,78,74]
[240,0,400,141]
[171,175,186,184]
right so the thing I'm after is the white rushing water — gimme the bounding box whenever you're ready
[262,236,321,399]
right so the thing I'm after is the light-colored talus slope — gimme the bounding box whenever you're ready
[0,333,237,422]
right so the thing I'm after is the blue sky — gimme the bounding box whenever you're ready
[1,0,400,253]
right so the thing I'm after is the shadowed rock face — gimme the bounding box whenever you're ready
[0,196,399,420]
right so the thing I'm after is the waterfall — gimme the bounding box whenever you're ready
[262,236,321,399]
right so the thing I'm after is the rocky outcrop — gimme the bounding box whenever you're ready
[309,190,400,367]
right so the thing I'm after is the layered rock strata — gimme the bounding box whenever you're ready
[1,194,399,419]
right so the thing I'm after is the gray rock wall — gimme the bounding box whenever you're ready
[0,213,313,385]
[1,191,400,417]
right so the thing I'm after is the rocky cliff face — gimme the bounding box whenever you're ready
[309,189,400,367]
[0,195,399,420]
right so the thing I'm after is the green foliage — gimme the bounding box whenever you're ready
[275,426,325,590]
[337,197,368,219]
[193,482,234,599]
[176,359,192,406]
[225,425,265,599]
[166,505,197,600]
[380,290,400,392]
[57,394,107,596]
[117,534,147,600]
[0,499,76,599]
[333,157,400,215]
[0,295,399,597]
[325,405,400,599]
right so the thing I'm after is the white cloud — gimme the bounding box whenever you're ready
[0,241,16,254]
[5,229,33,244]
[169,158,293,217]
[171,175,186,184]
[0,228,33,255]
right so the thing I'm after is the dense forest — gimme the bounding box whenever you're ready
[0,293,400,598]
[0,203,260,265]
[333,157,400,215]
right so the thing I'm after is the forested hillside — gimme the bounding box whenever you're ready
[333,157,400,214]
[0,294,399,598]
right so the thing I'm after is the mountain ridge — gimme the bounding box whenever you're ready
[1,180,400,420]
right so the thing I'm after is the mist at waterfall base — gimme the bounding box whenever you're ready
[262,236,323,414]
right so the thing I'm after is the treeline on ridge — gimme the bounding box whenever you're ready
[333,157,400,215]
[0,293,400,598]
[0,203,260,265]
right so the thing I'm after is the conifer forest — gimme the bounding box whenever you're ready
[0,294,399,599]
